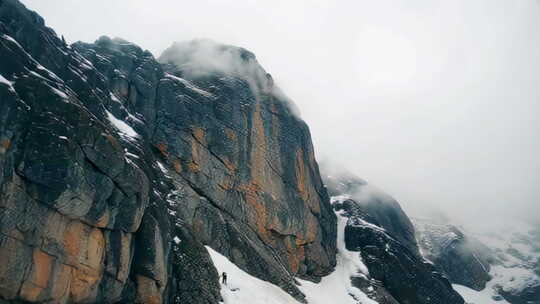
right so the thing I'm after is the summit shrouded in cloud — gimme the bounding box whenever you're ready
[2,1,539,304]
[20,0,540,226]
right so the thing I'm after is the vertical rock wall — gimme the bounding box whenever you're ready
[0,0,336,303]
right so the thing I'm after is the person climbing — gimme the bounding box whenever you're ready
[221,272,227,285]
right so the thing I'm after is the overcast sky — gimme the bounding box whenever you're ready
[21,0,540,225]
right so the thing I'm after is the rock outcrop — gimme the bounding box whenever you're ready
[323,169,465,304]
[0,0,335,303]
[414,218,493,291]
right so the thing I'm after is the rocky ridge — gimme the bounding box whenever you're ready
[322,170,465,304]
[0,0,335,303]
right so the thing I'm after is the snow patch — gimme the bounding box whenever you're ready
[206,246,299,304]
[1,34,23,49]
[297,209,376,304]
[157,161,169,174]
[36,64,63,83]
[0,74,15,93]
[453,284,510,304]
[204,196,379,304]
[106,110,139,138]
[454,222,540,304]
[110,92,121,102]
[165,73,214,98]
[49,86,69,99]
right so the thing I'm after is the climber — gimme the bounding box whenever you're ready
[221,272,228,285]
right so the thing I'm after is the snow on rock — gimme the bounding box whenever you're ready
[206,246,299,304]
[110,92,122,102]
[0,73,15,93]
[165,73,215,98]
[453,283,510,304]
[49,86,69,99]
[206,196,378,304]
[106,110,139,138]
[297,208,377,304]
[454,222,540,304]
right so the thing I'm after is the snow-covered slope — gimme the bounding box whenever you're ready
[297,209,377,304]
[439,222,540,304]
[453,283,510,304]
[206,247,298,304]
[206,206,377,304]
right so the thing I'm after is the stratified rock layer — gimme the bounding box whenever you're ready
[0,0,336,303]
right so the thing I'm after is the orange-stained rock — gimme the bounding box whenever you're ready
[224,128,237,141]
[217,178,234,191]
[155,142,169,157]
[250,103,267,186]
[295,148,309,202]
[172,158,182,173]
[238,182,270,242]
[62,221,105,303]
[49,263,72,302]
[63,221,84,266]
[187,160,201,172]
[94,208,110,228]
[0,138,10,154]
[295,148,320,214]
[19,249,53,302]
[223,157,237,173]
[192,126,206,144]
[284,236,305,275]
[84,228,105,269]
[135,275,162,304]
[116,232,132,283]
[69,265,101,303]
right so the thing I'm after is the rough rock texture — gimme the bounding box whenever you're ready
[322,166,465,304]
[350,276,400,304]
[414,218,493,290]
[323,168,418,255]
[334,199,464,304]
[0,0,336,303]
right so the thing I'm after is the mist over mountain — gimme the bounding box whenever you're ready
[19,0,540,229]
[1,1,538,304]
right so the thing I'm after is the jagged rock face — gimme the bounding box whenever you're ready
[0,0,336,303]
[349,276,400,304]
[335,199,465,304]
[414,218,493,291]
[0,1,182,303]
[322,165,465,304]
[157,40,336,282]
[73,35,336,301]
[323,169,419,256]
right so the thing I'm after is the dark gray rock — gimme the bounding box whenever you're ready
[414,218,493,291]
[339,201,465,304]
[350,276,400,304]
[323,165,419,256]
[0,0,337,303]
[322,166,465,304]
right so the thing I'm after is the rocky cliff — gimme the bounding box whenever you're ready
[414,218,493,291]
[323,169,465,304]
[0,0,335,303]
[2,1,526,304]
